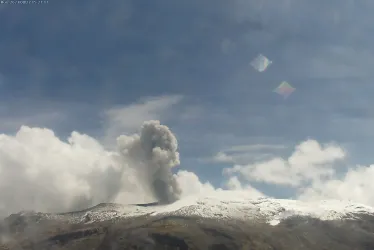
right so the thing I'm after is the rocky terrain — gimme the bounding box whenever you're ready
[1,193,374,250]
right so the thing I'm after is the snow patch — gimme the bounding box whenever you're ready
[8,191,374,226]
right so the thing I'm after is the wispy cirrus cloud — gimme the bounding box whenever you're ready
[203,144,286,164]
[101,95,183,146]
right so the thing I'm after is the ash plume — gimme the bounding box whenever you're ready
[117,120,182,204]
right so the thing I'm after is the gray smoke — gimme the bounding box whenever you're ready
[117,120,182,204]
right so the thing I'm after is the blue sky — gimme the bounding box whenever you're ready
[1,0,374,202]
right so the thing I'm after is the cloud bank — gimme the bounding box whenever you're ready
[0,117,374,217]
[0,120,190,217]
[223,139,374,206]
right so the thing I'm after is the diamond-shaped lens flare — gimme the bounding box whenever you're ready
[251,54,272,72]
[273,81,295,99]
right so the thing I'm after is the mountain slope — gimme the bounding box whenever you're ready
[8,191,372,225]
[1,191,374,249]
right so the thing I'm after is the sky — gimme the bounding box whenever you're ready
[1,0,374,215]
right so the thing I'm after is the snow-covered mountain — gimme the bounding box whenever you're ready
[11,191,374,226]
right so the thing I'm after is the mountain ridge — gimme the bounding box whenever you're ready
[4,191,374,226]
[2,192,374,249]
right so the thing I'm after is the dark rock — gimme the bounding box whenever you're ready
[2,211,374,250]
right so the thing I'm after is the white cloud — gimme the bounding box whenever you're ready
[174,171,266,200]
[174,170,216,197]
[298,165,374,206]
[225,176,242,190]
[211,152,235,163]
[0,126,122,215]
[219,139,374,207]
[224,176,266,198]
[223,140,345,187]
